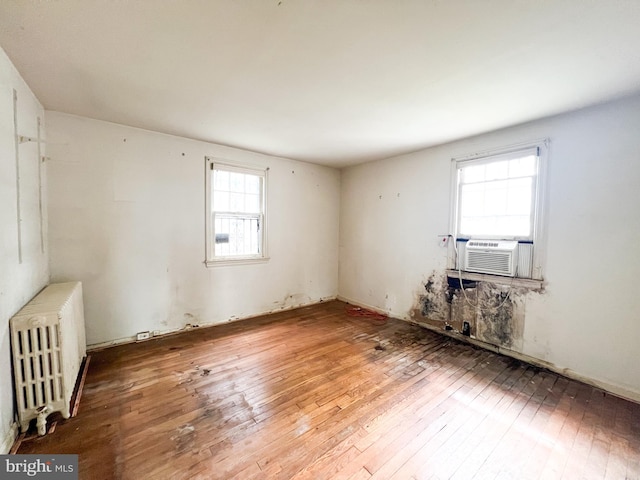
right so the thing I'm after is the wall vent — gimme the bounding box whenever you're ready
[464,240,518,277]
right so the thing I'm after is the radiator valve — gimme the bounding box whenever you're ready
[36,406,51,436]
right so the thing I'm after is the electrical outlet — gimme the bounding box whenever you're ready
[462,322,471,336]
[136,331,151,341]
[438,235,449,247]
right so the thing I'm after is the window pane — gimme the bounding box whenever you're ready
[229,192,245,212]
[506,178,532,215]
[214,170,229,191]
[484,181,508,216]
[213,191,229,212]
[458,152,537,239]
[509,155,536,177]
[460,184,484,217]
[229,172,244,193]
[214,216,230,257]
[245,175,260,194]
[245,193,260,213]
[495,215,530,237]
[214,214,260,257]
[512,216,531,236]
[485,160,508,181]
[461,216,495,236]
[463,164,485,183]
[212,170,262,214]
[494,216,510,236]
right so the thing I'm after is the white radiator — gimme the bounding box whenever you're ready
[10,282,87,435]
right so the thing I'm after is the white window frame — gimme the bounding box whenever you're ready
[205,157,269,266]
[449,139,549,280]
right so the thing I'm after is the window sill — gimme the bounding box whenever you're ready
[445,269,544,290]
[205,256,270,267]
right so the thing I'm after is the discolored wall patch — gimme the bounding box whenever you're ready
[412,273,533,353]
[412,272,452,325]
[474,283,526,350]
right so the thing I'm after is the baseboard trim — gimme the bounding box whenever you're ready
[336,296,640,405]
[1,422,18,455]
[336,295,391,316]
[413,320,640,404]
[88,296,338,352]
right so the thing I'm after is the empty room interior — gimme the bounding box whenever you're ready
[1,1,640,479]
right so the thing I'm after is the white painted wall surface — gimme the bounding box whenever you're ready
[0,48,48,453]
[339,94,640,400]
[46,113,340,347]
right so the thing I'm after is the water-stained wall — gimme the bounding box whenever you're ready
[411,273,528,352]
[339,94,640,401]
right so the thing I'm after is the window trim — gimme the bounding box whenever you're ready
[204,157,269,267]
[449,139,549,280]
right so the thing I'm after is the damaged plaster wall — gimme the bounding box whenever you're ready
[415,273,450,322]
[474,283,526,351]
[412,273,527,351]
[339,93,640,400]
[47,113,340,346]
[0,47,49,453]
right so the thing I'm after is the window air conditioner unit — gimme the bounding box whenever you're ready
[464,240,518,277]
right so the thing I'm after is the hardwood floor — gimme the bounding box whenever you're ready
[15,301,640,479]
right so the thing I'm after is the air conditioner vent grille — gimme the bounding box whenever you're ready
[464,240,518,276]
[467,241,500,248]
[467,251,511,273]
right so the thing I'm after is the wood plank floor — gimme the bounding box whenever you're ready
[16,301,640,479]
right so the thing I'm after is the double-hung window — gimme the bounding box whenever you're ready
[451,141,548,280]
[205,158,267,265]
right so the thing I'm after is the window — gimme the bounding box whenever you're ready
[205,158,268,265]
[456,148,538,240]
[451,141,548,280]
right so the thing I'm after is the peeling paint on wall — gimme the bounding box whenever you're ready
[475,283,526,350]
[412,272,535,353]
[272,292,311,312]
[412,272,450,323]
[183,312,200,328]
[450,284,477,336]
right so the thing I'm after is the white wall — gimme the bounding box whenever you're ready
[340,94,640,401]
[46,112,340,347]
[0,48,48,453]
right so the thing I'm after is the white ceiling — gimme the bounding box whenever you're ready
[1,1,640,168]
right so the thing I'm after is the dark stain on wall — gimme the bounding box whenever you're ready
[476,286,516,348]
[413,273,532,352]
[450,289,477,337]
[475,283,527,350]
[416,272,450,321]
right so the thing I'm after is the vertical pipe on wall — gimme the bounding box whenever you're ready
[13,89,22,263]
[37,116,44,254]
